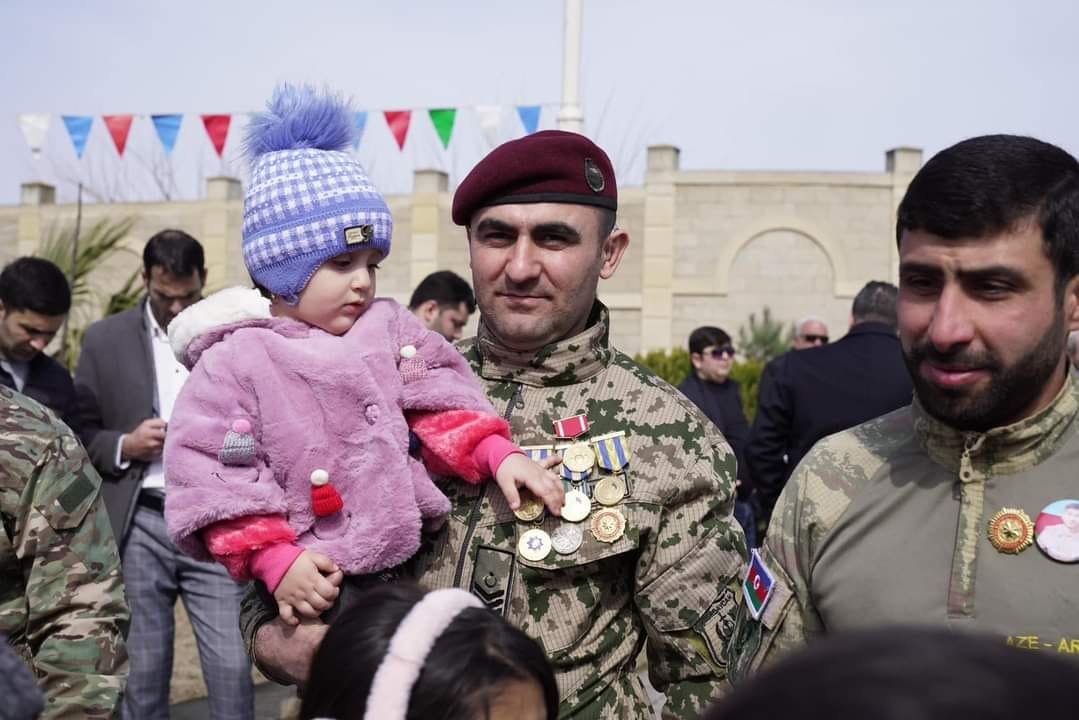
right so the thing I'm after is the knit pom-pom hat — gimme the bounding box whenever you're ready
[242,84,392,303]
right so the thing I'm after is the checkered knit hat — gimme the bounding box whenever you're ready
[242,85,392,303]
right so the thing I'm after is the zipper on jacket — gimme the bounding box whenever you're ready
[453,383,524,587]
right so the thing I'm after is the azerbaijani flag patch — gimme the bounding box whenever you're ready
[742,549,776,620]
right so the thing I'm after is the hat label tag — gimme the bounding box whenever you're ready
[344,224,374,245]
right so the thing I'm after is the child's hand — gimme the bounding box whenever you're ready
[273,550,343,625]
[495,454,564,516]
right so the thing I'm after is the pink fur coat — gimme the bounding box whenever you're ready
[163,290,507,576]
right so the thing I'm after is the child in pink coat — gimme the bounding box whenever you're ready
[163,85,562,623]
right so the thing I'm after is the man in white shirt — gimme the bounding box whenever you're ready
[75,229,254,719]
[0,257,79,427]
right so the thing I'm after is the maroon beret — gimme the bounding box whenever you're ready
[452,130,617,226]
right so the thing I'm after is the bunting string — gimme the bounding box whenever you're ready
[18,103,551,162]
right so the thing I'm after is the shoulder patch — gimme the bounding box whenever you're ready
[742,549,776,620]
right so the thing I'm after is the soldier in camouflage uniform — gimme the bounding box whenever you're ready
[729,135,1079,676]
[242,131,748,718]
[0,385,129,718]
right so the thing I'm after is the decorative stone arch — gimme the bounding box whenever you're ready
[714,217,857,297]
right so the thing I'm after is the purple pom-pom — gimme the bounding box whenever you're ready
[244,84,354,161]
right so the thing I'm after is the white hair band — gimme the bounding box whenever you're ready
[362,588,484,720]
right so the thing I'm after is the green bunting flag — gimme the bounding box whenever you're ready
[428,108,457,149]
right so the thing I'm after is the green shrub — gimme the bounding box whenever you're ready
[633,349,766,422]
[633,348,692,386]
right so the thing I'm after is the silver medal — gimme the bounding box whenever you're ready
[551,524,584,555]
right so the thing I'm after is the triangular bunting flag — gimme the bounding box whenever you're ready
[352,111,368,150]
[151,114,183,155]
[384,110,411,150]
[517,105,541,135]
[428,108,457,149]
[475,105,502,148]
[62,116,93,159]
[103,115,134,156]
[201,115,231,158]
[18,113,50,159]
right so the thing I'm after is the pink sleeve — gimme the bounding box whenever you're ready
[410,409,512,483]
[472,434,524,478]
[248,543,306,593]
[200,514,296,582]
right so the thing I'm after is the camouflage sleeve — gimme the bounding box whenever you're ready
[20,432,129,718]
[635,434,747,719]
[238,580,284,678]
[726,459,822,681]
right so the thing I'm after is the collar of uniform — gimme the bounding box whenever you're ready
[912,372,1079,475]
[474,302,612,387]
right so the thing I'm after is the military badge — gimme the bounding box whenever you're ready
[513,490,545,523]
[593,431,631,471]
[553,413,590,439]
[518,528,552,561]
[987,508,1034,554]
[551,524,583,555]
[590,508,626,543]
[521,444,555,463]
[1034,500,1079,563]
[594,475,626,506]
[742,549,776,620]
[562,442,595,473]
[584,157,605,193]
[561,489,592,523]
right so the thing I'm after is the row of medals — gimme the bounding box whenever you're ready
[514,438,627,562]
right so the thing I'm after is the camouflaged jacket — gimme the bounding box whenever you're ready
[729,374,1079,677]
[242,304,747,719]
[0,386,129,718]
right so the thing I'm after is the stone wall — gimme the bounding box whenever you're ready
[0,145,922,356]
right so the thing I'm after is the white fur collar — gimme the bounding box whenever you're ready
[168,286,271,362]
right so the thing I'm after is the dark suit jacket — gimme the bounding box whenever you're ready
[73,301,156,548]
[678,374,752,497]
[0,352,78,431]
[745,321,913,517]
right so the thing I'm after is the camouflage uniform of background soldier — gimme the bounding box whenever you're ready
[0,386,129,718]
[240,130,748,719]
[728,135,1079,677]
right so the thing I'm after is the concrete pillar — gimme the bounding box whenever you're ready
[411,169,448,290]
[886,147,923,282]
[557,0,584,132]
[640,145,680,351]
[201,177,246,287]
[16,182,56,256]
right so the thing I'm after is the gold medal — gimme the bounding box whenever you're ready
[513,490,545,523]
[518,528,553,561]
[562,442,596,474]
[594,475,626,506]
[987,507,1034,554]
[561,489,592,523]
[591,508,626,543]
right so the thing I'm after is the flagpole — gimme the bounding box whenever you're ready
[557,0,584,133]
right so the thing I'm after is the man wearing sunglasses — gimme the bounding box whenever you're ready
[679,326,755,546]
[745,281,912,524]
[791,318,830,350]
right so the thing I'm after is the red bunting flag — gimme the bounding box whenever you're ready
[383,110,411,150]
[202,114,231,157]
[103,115,134,156]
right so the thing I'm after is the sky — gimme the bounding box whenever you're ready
[2,0,1078,206]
